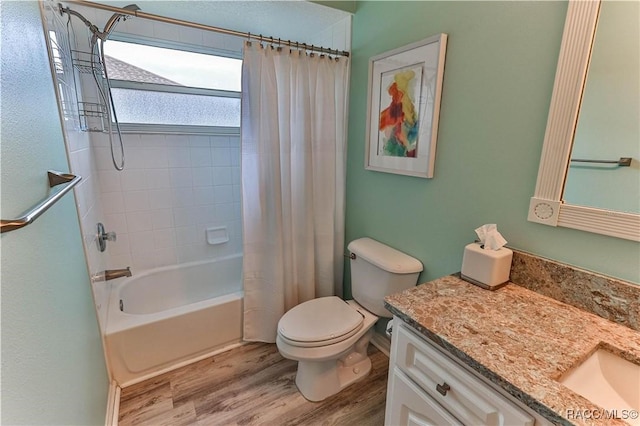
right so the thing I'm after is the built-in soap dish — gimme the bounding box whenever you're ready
[206,226,229,245]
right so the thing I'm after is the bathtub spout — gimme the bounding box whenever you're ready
[103,267,132,281]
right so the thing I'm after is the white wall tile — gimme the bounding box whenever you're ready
[214,185,234,204]
[108,253,133,271]
[212,167,232,186]
[145,169,171,189]
[170,168,193,187]
[192,167,213,187]
[123,190,150,212]
[148,188,173,210]
[139,134,166,148]
[126,210,153,233]
[173,207,200,227]
[151,209,174,230]
[231,167,241,185]
[215,203,236,222]
[175,225,198,246]
[104,213,127,235]
[153,229,176,249]
[168,147,191,168]
[232,184,242,203]
[212,147,231,167]
[153,247,177,268]
[189,135,210,147]
[108,233,131,257]
[146,148,169,169]
[93,132,241,274]
[193,186,215,205]
[98,171,122,193]
[191,147,213,167]
[101,191,125,214]
[211,136,230,147]
[120,169,148,191]
[129,230,156,254]
[171,187,195,207]
[230,147,241,166]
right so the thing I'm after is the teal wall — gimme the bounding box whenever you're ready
[312,1,356,13]
[344,0,640,295]
[1,2,109,424]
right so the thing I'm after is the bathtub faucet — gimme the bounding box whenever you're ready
[103,267,132,281]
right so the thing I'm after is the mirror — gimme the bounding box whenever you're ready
[528,0,640,241]
[563,1,639,214]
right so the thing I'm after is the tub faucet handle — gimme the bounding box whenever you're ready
[97,222,116,252]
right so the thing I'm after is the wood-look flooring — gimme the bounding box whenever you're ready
[118,343,389,426]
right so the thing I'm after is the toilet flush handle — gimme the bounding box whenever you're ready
[344,253,356,260]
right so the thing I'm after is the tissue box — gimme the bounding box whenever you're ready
[461,243,513,290]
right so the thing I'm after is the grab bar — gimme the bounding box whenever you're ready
[570,157,632,167]
[1,171,82,234]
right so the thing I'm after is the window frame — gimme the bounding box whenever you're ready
[105,34,242,136]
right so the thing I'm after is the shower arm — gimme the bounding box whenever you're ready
[58,3,139,42]
[58,4,104,40]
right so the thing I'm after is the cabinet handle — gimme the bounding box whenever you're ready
[436,382,451,396]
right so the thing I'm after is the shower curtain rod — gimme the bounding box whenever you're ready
[65,0,350,57]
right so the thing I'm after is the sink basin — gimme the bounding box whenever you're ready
[560,348,640,422]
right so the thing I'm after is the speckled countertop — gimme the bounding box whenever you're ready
[384,275,640,426]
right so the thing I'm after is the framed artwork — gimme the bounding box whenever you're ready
[365,34,448,178]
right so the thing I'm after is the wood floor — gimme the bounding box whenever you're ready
[118,343,389,426]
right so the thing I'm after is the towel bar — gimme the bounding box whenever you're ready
[570,157,632,167]
[1,171,82,234]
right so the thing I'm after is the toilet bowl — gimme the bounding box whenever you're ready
[276,298,378,401]
[276,238,423,402]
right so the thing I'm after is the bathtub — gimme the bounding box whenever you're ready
[105,255,243,386]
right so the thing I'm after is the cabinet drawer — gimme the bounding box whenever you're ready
[386,367,464,426]
[394,322,534,426]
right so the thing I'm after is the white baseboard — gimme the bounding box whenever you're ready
[370,330,390,357]
[105,380,121,426]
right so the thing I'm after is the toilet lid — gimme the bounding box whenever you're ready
[278,296,364,344]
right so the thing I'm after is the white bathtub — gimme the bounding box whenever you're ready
[105,255,243,386]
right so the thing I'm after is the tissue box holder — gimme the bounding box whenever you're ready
[461,243,513,290]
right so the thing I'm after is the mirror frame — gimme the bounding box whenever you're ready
[528,0,640,242]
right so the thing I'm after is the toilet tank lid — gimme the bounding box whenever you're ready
[348,238,423,274]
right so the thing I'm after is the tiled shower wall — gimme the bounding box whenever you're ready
[41,1,112,331]
[95,133,242,272]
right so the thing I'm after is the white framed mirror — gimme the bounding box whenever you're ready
[528,0,640,242]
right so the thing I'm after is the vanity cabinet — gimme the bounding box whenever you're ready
[385,318,546,426]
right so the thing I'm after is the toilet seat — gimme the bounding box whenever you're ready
[278,296,364,348]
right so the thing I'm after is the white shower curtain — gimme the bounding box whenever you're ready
[241,42,349,342]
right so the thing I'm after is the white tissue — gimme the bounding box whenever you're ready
[475,224,507,251]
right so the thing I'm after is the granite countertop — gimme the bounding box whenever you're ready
[384,275,640,426]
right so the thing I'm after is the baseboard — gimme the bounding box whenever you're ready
[370,330,390,357]
[105,380,121,426]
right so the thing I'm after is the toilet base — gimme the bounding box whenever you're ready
[294,328,373,402]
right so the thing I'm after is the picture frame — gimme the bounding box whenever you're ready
[365,34,448,178]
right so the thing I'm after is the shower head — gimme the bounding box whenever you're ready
[100,4,141,42]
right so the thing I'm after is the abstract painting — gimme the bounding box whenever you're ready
[365,34,448,178]
[378,65,423,158]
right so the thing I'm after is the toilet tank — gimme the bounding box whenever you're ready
[348,238,423,317]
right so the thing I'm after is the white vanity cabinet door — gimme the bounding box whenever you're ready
[386,367,464,426]
[388,319,535,426]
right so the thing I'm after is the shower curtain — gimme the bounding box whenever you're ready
[241,42,349,342]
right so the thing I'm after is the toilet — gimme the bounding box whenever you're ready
[276,237,423,401]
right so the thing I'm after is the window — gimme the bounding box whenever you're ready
[103,40,242,132]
